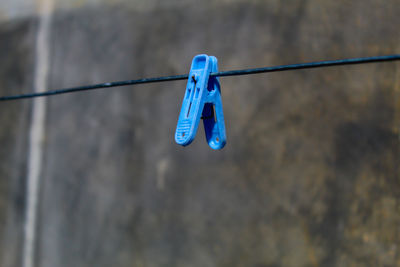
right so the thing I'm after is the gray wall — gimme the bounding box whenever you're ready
[0,1,400,266]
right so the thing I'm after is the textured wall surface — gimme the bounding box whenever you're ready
[0,1,399,267]
[0,19,36,267]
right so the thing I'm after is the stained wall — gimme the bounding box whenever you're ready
[0,1,399,266]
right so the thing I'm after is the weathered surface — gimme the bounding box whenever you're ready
[1,0,400,266]
[0,19,36,267]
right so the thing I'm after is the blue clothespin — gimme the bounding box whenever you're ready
[175,54,226,150]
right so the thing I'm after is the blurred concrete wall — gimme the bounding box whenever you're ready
[0,1,399,267]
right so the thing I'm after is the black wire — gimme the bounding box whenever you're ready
[0,75,189,101]
[213,54,400,77]
[1,54,399,102]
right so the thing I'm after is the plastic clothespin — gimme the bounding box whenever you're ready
[175,54,226,150]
